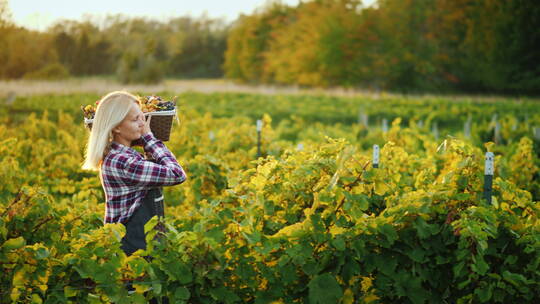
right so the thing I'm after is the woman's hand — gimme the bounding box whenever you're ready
[142,115,152,135]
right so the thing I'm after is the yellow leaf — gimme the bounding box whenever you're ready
[251,175,267,190]
[10,288,21,302]
[31,294,43,304]
[37,284,47,293]
[374,181,390,195]
[329,226,347,236]
[134,283,150,294]
[342,288,354,304]
[361,276,373,292]
[13,268,27,286]
[364,293,380,303]
[64,286,78,297]
[270,220,308,239]
[3,237,26,250]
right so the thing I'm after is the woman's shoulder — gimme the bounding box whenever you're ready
[102,149,142,170]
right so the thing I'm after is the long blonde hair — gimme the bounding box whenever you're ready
[82,91,139,171]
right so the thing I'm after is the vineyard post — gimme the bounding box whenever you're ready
[494,121,502,144]
[484,152,494,204]
[490,114,501,144]
[358,108,368,128]
[432,122,439,140]
[533,126,540,141]
[256,119,262,158]
[296,143,304,151]
[464,114,472,139]
[209,131,215,142]
[373,144,380,168]
[418,119,424,128]
[382,118,388,133]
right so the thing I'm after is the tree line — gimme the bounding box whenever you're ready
[225,0,540,95]
[0,0,228,83]
[1,0,539,94]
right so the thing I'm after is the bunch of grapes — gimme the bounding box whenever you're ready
[158,101,176,111]
[81,100,98,119]
[81,95,175,122]
[138,95,176,113]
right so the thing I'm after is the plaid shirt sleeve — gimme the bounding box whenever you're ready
[120,133,187,188]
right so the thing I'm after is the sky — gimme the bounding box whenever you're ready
[8,0,376,31]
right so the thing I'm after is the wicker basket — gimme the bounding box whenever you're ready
[84,108,177,142]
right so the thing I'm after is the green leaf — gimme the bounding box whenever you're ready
[471,255,489,275]
[209,287,240,303]
[242,230,261,244]
[453,261,466,279]
[280,263,298,284]
[414,217,431,239]
[331,237,346,251]
[35,247,50,260]
[344,193,369,213]
[474,284,493,302]
[308,273,343,304]
[162,262,192,284]
[175,287,190,300]
[362,170,375,181]
[379,223,398,245]
[407,248,426,263]
[457,279,470,290]
[502,271,528,287]
[374,256,397,276]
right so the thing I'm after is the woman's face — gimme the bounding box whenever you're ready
[113,103,145,146]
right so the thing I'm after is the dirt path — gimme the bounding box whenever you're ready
[0,78,378,97]
[0,78,530,103]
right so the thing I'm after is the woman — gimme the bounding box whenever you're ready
[82,91,186,256]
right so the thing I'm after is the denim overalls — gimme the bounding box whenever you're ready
[120,187,165,256]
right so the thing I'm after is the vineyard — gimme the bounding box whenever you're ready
[1,92,539,303]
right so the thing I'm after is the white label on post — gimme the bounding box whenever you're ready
[297,143,304,151]
[485,152,494,176]
[534,126,540,140]
[382,119,388,133]
[256,120,263,132]
[209,131,215,141]
[373,144,380,165]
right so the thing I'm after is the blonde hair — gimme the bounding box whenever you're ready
[82,91,139,171]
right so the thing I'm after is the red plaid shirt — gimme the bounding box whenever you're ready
[100,133,186,223]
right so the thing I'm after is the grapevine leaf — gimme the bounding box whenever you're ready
[209,287,240,303]
[379,223,398,245]
[471,255,489,275]
[308,273,343,304]
[175,287,190,300]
